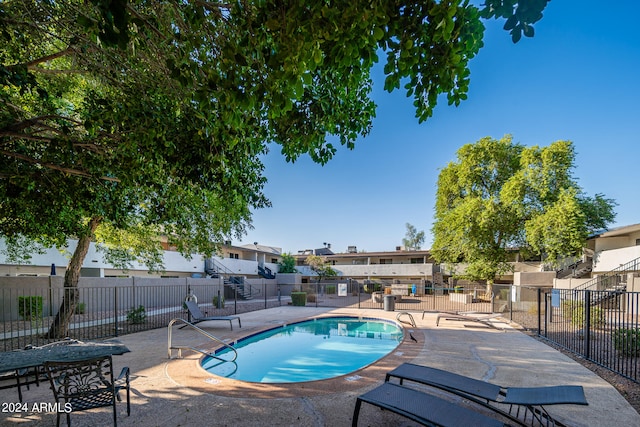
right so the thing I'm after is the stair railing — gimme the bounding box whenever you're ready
[574,256,640,291]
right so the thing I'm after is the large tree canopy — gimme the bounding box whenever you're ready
[0,1,549,335]
[431,136,616,288]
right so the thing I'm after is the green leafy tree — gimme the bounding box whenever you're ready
[1,1,549,337]
[277,253,297,274]
[305,255,337,285]
[431,136,616,294]
[402,223,425,250]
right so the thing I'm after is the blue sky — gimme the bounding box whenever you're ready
[239,1,640,254]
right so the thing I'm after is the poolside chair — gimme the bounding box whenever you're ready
[44,355,130,427]
[352,382,510,427]
[184,300,241,330]
[435,311,506,330]
[385,363,588,427]
[0,367,38,402]
[0,339,82,402]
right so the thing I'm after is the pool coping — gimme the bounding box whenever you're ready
[165,313,421,398]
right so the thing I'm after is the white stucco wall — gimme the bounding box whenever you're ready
[593,246,640,272]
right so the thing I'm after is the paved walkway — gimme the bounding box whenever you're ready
[2,306,639,426]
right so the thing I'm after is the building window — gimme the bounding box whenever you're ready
[229,253,239,259]
[271,258,278,263]
[410,258,423,264]
[380,258,393,264]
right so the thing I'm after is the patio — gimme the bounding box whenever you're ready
[1,306,639,426]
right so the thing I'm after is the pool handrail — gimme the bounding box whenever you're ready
[396,311,416,328]
[167,318,238,362]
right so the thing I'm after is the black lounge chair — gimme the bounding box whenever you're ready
[385,363,588,427]
[184,301,241,330]
[434,311,506,330]
[352,382,510,427]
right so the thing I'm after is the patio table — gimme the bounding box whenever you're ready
[0,340,130,373]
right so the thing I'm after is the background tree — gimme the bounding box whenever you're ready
[277,253,298,274]
[431,136,616,294]
[402,223,426,250]
[1,1,549,337]
[304,255,337,286]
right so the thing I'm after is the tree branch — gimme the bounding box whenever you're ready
[24,47,75,70]
[126,4,166,40]
[0,150,120,182]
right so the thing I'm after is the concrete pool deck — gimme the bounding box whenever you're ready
[2,306,639,426]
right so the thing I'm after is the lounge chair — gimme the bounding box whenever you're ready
[352,382,510,427]
[434,311,506,330]
[385,363,588,427]
[184,301,241,330]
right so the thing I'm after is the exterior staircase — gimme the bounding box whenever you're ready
[557,260,593,279]
[204,258,258,300]
[573,256,640,305]
[258,264,275,279]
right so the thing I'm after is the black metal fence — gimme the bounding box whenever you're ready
[299,279,497,313]
[2,281,638,384]
[538,288,639,383]
[1,282,295,351]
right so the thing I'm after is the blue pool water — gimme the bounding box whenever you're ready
[201,317,403,383]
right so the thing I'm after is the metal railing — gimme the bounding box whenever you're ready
[1,281,292,351]
[538,288,639,383]
[574,256,640,291]
[296,280,497,314]
[2,279,637,385]
[167,318,237,361]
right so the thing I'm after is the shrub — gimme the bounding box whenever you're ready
[454,286,463,294]
[213,295,225,308]
[291,292,307,306]
[363,283,382,293]
[307,294,316,303]
[18,296,43,321]
[326,285,336,294]
[613,328,640,356]
[126,305,147,324]
[74,302,86,315]
[562,300,605,328]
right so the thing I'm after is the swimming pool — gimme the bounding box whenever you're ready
[201,316,403,383]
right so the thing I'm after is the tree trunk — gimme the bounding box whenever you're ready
[46,217,101,339]
[485,280,494,303]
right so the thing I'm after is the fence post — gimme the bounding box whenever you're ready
[114,286,119,337]
[508,285,513,322]
[48,276,54,317]
[585,290,591,360]
[233,282,238,314]
[537,288,542,336]
[263,279,267,309]
[543,290,548,337]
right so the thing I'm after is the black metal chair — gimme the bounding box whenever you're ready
[44,355,130,427]
[0,367,38,402]
[0,339,80,402]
